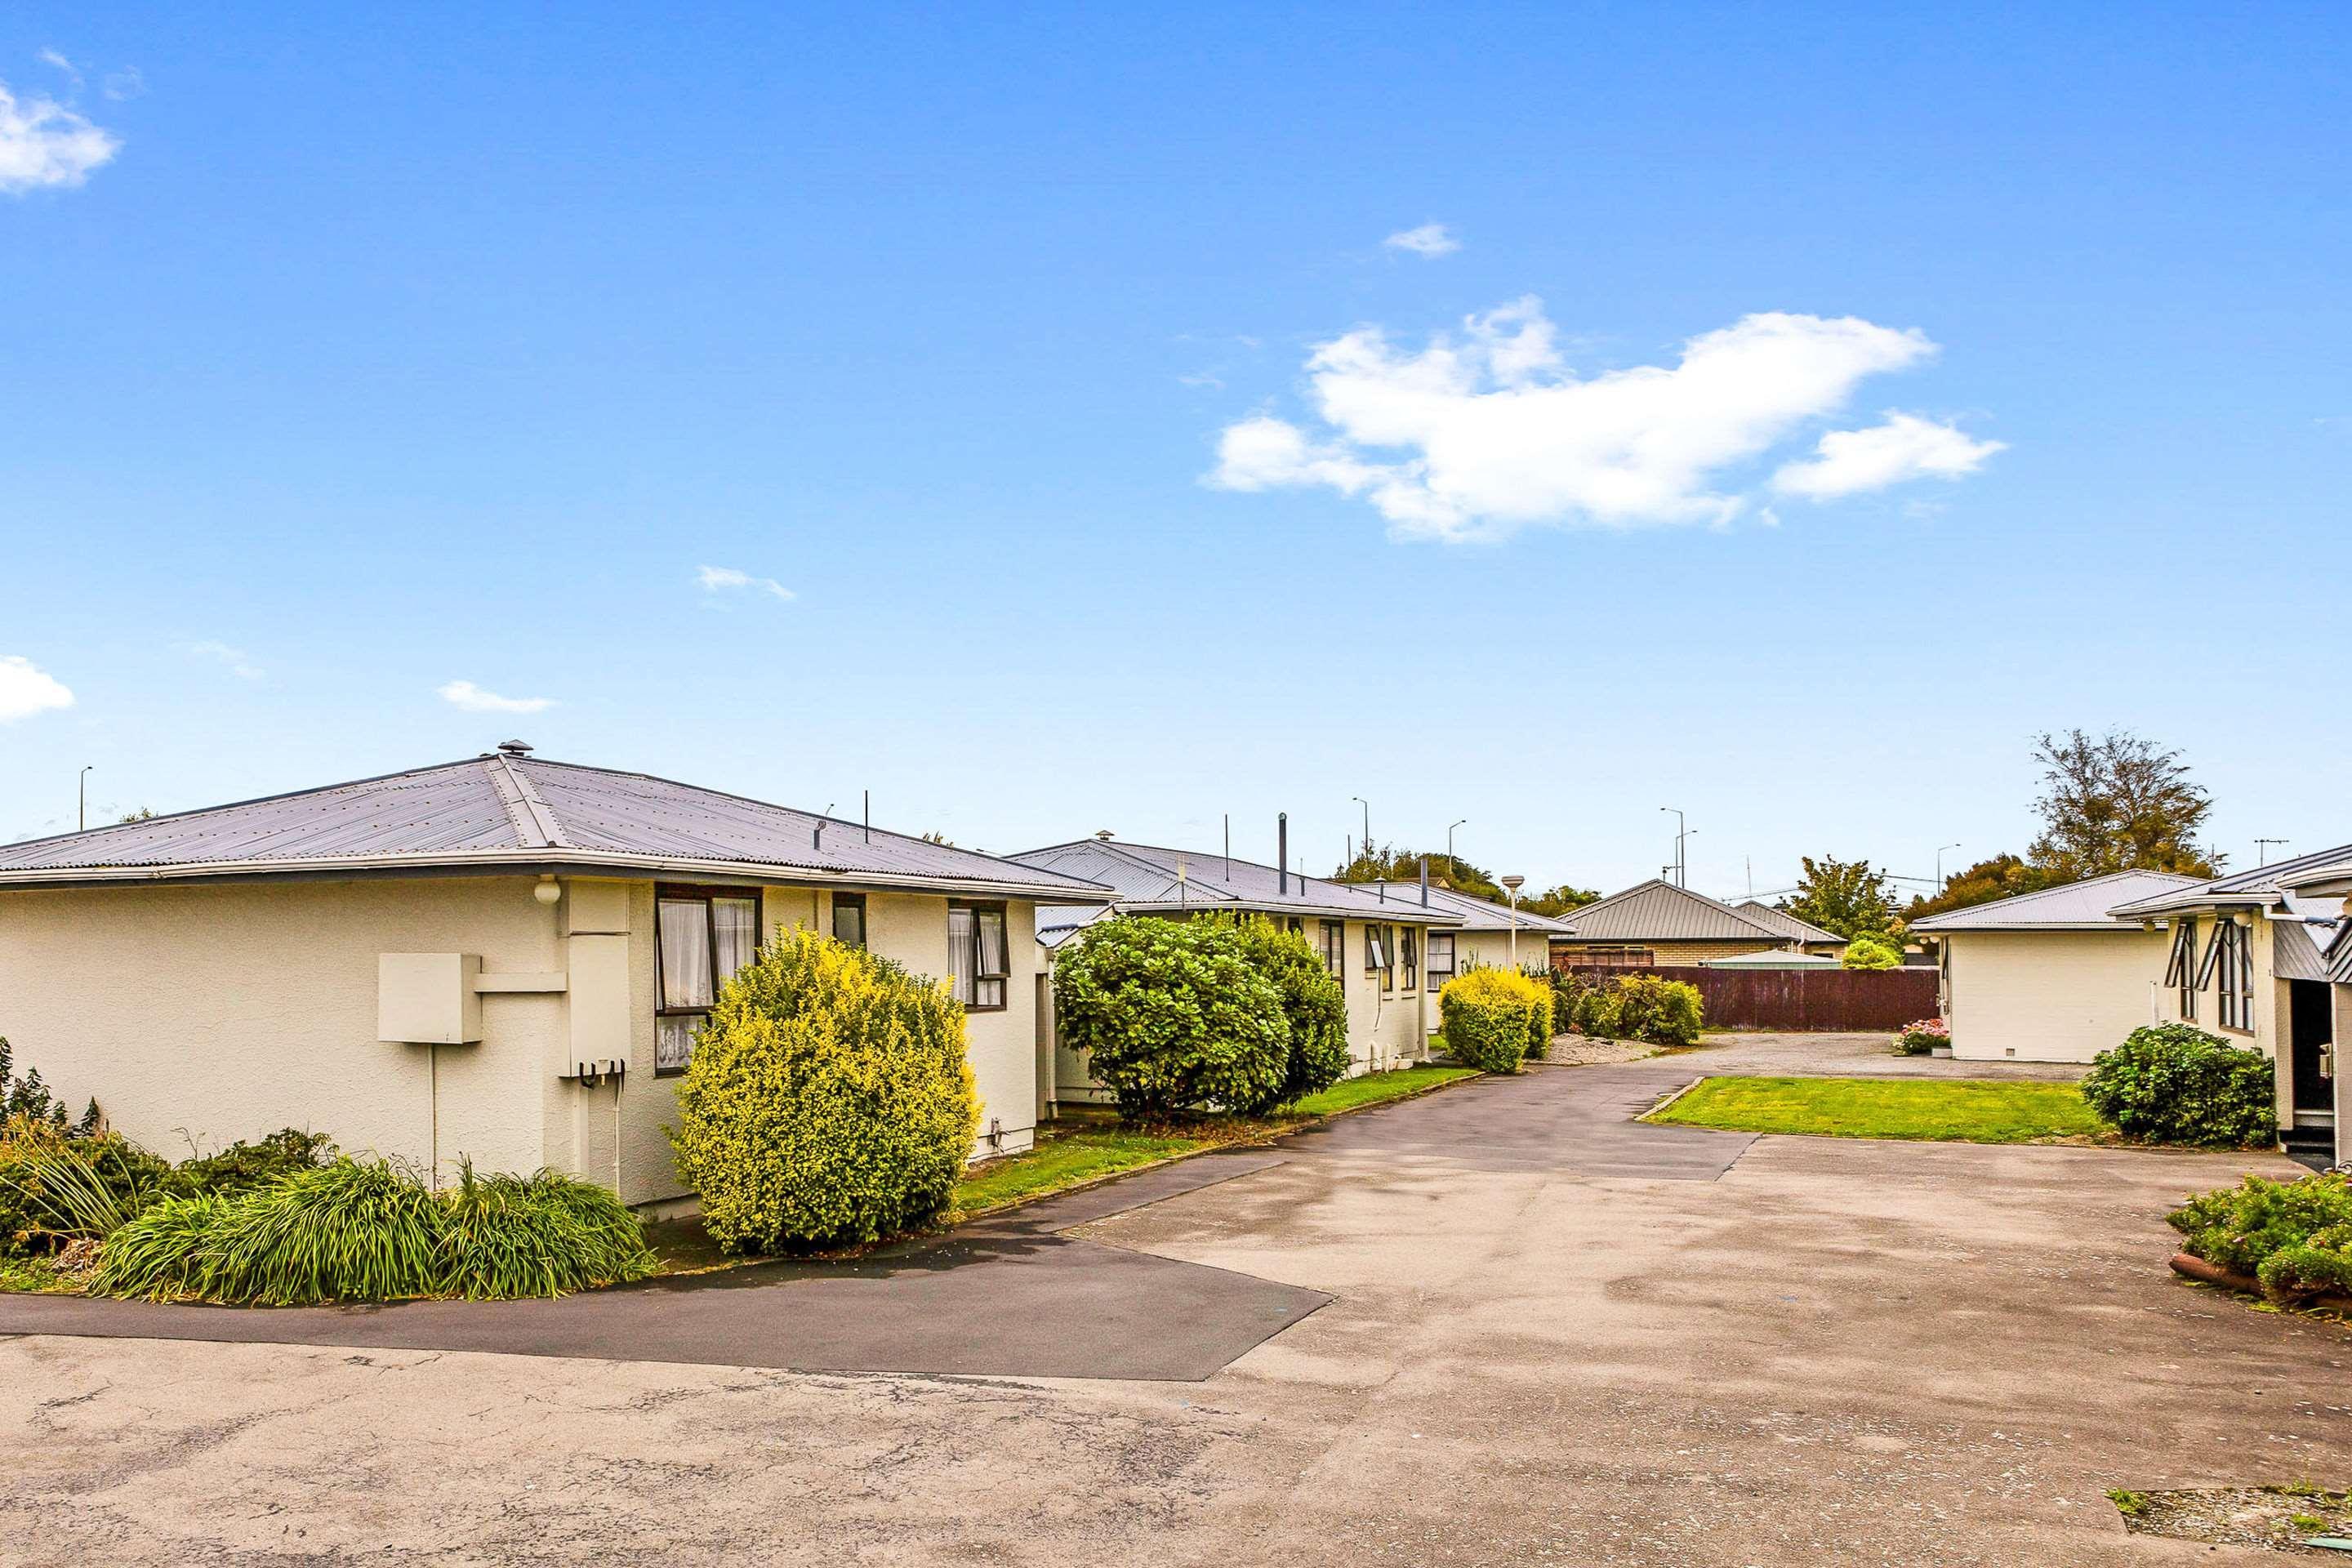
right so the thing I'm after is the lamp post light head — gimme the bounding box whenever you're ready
[1500,874,1525,892]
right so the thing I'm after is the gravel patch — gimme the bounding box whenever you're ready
[2112,1485,2352,1553]
[1538,1035,1664,1067]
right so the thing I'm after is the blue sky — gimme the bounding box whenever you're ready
[2,3,2346,900]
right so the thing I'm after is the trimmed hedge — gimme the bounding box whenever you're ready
[2169,1173,2352,1303]
[671,929,981,1252]
[1053,916,1290,1120]
[1439,969,1551,1074]
[1231,917,1351,1111]
[2081,1022,2274,1147]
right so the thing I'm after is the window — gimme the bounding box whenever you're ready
[1427,931,1455,989]
[948,901,1009,1010]
[1364,924,1388,977]
[831,892,866,949]
[656,886,761,1075]
[2202,919,2255,1032]
[2164,918,2199,1022]
[1570,946,1655,970]
[1400,927,1418,991]
[1319,920,1346,978]
[1284,916,1304,935]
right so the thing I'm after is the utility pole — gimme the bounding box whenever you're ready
[2256,838,2289,867]
[78,765,92,832]
[1659,807,1690,887]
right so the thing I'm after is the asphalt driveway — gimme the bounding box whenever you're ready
[3,1038,2340,1567]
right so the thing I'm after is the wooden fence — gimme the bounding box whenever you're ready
[1557,963,1939,1033]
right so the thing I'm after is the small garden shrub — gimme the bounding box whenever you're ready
[1052,916,1289,1120]
[167,1128,335,1197]
[1892,1018,1949,1056]
[0,1036,99,1136]
[1576,985,1624,1040]
[2169,1173,2352,1303]
[1230,917,1351,1111]
[1546,970,1592,1037]
[1842,933,1903,970]
[1612,975,1704,1047]
[1439,969,1550,1073]
[91,1156,655,1304]
[2082,1023,2274,1147]
[672,929,981,1252]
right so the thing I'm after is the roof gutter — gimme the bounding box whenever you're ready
[0,849,1120,902]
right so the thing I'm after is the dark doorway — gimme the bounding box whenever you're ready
[2289,978,2335,1116]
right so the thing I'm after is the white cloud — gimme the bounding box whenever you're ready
[102,66,144,102]
[185,640,263,680]
[696,564,794,602]
[37,49,80,90]
[0,77,120,194]
[0,656,74,722]
[1772,412,2004,499]
[1208,299,1992,541]
[1382,223,1459,257]
[438,679,553,715]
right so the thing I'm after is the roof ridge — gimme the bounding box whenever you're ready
[491,755,570,850]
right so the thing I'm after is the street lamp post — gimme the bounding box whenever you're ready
[1446,818,1466,880]
[1936,842,1962,890]
[1500,874,1526,966]
[78,765,92,832]
[1351,797,1370,864]
[1659,808,1690,888]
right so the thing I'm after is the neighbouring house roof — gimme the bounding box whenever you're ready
[2108,843,2352,917]
[0,746,1118,902]
[1731,900,1846,946]
[2328,921,2352,987]
[2278,849,2352,900]
[1550,879,1797,946]
[1010,837,1463,947]
[1700,948,1845,969]
[1370,880,1579,936]
[1911,870,2203,933]
[2274,915,2334,984]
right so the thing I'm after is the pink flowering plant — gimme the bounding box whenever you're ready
[1892,1018,1949,1056]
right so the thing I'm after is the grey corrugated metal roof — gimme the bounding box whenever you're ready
[2109,843,2352,916]
[1733,900,1846,946]
[1370,881,1579,935]
[2274,917,2333,983]
[0,751,1115,902]
[1009,838,1460,929]
[1910,870,2201,932]
[1701,948,1845,969]
[1552,880,1789,943]
[2328,921,2352,986]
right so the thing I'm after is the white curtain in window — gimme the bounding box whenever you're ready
[977,908,1008,977]
[947,906,976,1004]
[657,1014,698,1072]
[712,898,758,987]
[658,898,715,1009]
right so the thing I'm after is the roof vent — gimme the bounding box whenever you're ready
[496,739,534,756]
[1094,829,1115,840]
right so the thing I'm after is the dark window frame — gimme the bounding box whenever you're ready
[1319,920,1346,978]
[831,891,867,950]
[1364,923,1388,978]
[948,898,1010,1013]
[2202,918,2255,1034]
[1427,930,1456,989]
[654,883,764,1077]
[1400,926,1418,991]
[2164,917,2199,1022]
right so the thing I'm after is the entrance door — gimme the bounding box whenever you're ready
[2289,978,2335,1116]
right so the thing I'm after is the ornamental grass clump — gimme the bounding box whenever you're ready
[670,929,980,1253]
[1053,916,1290,1120]
[2082,1023,2274,1147]
[1438,969,1551,1074]
[439,1162,657,1300]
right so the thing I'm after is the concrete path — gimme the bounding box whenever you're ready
[0,1150,1329,1382]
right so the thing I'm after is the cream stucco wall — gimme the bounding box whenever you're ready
[0,876,566,1184]
[1939,927,2172,1064]
[2146,913,2292,1129]
[1423,929,1549,1033]
[0,872,1049,1213]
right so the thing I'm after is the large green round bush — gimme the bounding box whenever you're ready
[671,929,980,1252]
[1841,934,1903,971]
[1230,918,1351,1111]
[1053,915,1289,1119]
[1612,974,1704,1046]
[2082,1022,2274,1147]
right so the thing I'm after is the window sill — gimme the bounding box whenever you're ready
[654,1067,686,1079]
[964,1004,1009,1014]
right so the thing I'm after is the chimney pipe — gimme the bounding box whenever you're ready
[1277,813,1289,895]
[1420,855,1429,907]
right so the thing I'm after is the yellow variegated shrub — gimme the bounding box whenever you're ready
[1438,968,1552,1074]
[669,929,980,1253]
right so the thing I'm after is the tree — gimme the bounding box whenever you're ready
[1332,842,1505,904]
[1523,884,1601,918]
[2027,728,2220,880]
[1902,853,2056,921]
[1783,855,1897,942]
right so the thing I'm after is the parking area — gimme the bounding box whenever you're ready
[2,1040,2341,1566]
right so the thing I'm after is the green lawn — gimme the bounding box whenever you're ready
[1647,1076,2106,1144]
[952,1065,1479,1218]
